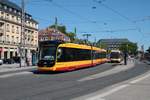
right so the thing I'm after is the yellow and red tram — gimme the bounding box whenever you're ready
[38,41,107,71]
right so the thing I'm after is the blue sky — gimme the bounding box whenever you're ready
[13,0,150,50]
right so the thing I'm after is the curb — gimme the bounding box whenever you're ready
[0,66,37,75]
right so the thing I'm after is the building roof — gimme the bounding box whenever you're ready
[0,0,21,11]
[0,0,38,24]
[39,28,70,42]
[98,38,129,43]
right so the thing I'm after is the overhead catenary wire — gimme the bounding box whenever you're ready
[80,28,139,33]
[44,0,108,26]
[93,0,146,41]
[12,0,109,30]
[28,0,145,39]
[93,0,134,23]
[14,0,148,36]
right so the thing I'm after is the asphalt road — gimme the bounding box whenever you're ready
[0,61,150,100]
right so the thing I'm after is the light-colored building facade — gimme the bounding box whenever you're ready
[0,0,38,61]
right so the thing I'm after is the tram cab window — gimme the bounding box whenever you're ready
[40,46,56,60]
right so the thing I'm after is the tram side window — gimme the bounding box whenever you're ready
[57,48,75,62]
[57,47,91,62]
[93,51,98,59]
[100,52,106,58]
[76,49,91,60]
[93,50,101,59]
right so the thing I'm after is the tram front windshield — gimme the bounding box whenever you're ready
[40,46,56,61]
[110,52,120,59]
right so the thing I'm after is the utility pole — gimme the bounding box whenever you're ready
[74,27,76,34]
[141,45,144,60]
[83,33,91,44]
[94,37,96,46]
[54,17,58,40]
[20,0,26,67]
[55,17,58,31]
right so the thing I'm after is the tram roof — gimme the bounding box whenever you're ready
[39,40,106,51]
[59,43,102,51]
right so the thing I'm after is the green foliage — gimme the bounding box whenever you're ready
[66,32,76,43]
[49,24,77,43]
[119,42,138,55]
[49,25,67,34]
[96,43,107,49]
[74,38,86,44]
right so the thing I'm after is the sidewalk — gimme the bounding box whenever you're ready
[0,63,37,73]
[74,60,150,100]
[103,70,150,100]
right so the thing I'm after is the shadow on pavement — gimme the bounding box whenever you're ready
[31,63,112,75]
[111,63,123,66]
[30,65,101,75]
[31,70,66,75]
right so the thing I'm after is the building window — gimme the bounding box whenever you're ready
[6,24,10,32]
[7,35,9,42]
[1,12,4,18]
[12,36,14,43]
[0,4,2,8]
[12,25,15,33]
[16,27,19,34]
[12,15,14,20]
[4,6,7,10]
[6,14,9,19]
[25,29,28,34]
[31,35,34,41]
[0,35,2,41]
[14,10,16,13]
[31,23,34,27]
[9,8,12,12]
[18,12,21,15]
[35,40,37,44]
[17,17,21,23]
[16,37,19,43]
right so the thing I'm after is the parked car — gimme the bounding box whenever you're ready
[3,59,15,64]
[0,59,3,65]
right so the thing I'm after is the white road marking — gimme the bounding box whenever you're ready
[78,62,134,82]
[85,84,129,100]
[0,71,32,78]
[74,67,150,100]
[130,73,150,84]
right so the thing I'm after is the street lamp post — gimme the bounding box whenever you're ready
[124,44,128,65]
[20,0,26,67]
[83,33,91,44]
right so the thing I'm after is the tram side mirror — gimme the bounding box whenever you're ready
[57,48,62,59]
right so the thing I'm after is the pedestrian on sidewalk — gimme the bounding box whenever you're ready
[26,58,29,66]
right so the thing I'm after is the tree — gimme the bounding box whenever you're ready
[66,32,76,43]
[75,38,85,44]
[49,25,67,34]
[96,42,107,49]
[146,47,150,53]
[119,42,138,55]
[49,24,78,42]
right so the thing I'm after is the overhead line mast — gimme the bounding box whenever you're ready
[20,0,26,67]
